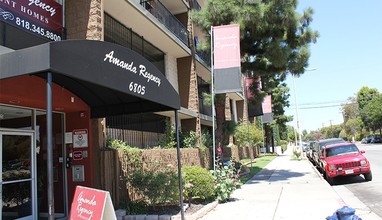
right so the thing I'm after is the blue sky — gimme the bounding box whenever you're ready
[285,0,382,132]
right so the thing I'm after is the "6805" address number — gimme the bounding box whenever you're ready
[129,82,146,95]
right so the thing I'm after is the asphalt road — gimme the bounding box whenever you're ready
[332,142,382,218]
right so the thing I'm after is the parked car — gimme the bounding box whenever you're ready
[306,141,317,162]
[311,138,346,170]
[319,142,372,185]
[364,137,373,143]
[371,136,382,143]
[302,142,309,152]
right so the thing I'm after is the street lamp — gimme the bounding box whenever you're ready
[291,68,316,157]
[291,74,302,155]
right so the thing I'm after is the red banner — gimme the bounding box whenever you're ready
[245,76,261,100]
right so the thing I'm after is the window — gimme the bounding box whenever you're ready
[104,13,165,74]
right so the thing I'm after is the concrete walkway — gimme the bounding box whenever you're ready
[199,146,381,220]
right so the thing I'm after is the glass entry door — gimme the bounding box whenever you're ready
[1,131,35,220]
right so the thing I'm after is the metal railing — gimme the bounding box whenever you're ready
[140,0,189,46]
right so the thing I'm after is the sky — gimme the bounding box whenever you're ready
[284,0,382,132]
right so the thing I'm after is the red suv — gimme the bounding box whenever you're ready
[319,143,372,185]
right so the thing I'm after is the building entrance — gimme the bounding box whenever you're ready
[0,105,68,219]
[1,131,34,220]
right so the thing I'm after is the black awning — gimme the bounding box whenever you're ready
[0,40,180,118]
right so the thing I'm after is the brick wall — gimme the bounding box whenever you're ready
[65,0,102,40]
[101,146,260,207]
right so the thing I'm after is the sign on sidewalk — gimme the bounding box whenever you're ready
[70,186,116,220]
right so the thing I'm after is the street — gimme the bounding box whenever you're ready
[332,143,382,218]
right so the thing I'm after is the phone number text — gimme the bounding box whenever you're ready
[15,17,61,41]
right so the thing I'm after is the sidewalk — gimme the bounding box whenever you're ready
[199,146,381,220]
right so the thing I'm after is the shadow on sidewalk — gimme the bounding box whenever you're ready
[245,168,308,184]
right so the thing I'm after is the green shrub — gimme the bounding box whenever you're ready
[211,160,241,203]
[279,140,288,153]
[110,139,142,173]
[125,200,148,215]
[201,128,213,148]
[181,131,198,148]
[129,164,179,206]
[182,166,215,203]
[158,120,176,148]
[292,149,301,160]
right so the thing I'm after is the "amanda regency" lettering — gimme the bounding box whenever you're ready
[104,51,161,87]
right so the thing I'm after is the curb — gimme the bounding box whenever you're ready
[171,201,219,220]
[119,201,219,220]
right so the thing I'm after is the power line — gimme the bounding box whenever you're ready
[287,101,357,110]
[298,104,342,109]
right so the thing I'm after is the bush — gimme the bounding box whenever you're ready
[279,140,288,153]
[292,149,301,160]
[182,166,215,204]
[181,131,198,148]
[158,120,176,148]
[201,128,213,148]
[211,160,241,203]
[125,200,148,215]
[129,164,179,206]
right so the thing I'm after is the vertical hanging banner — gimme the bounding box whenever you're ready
[213,24,242,94]
[262,95,273,123]
[246,76,263,117]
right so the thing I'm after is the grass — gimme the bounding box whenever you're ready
[238,155,276,184]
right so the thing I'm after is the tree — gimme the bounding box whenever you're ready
[341,96,363,139]
[320,125,342,139]
[343,117,363,139]
[357,87,382,133]
[342,96,360,121]
[192,0,319,150]
[269,77,293,141]
[304,130,323,141]
[357,87,379,110]
[234,121,262,147]
[362,94,382,134]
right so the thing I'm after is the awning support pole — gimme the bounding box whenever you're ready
[175,110,185,220]
[46,72,55,220]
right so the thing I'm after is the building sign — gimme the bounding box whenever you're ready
[0,0,63,41]
[70,186,116,220]
[73,129,88,148]
[101,48,167,101]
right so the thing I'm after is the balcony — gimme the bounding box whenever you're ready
[140,0,189,47]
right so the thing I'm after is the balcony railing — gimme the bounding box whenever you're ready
[191,0,201,10]
[196,50,211,66]
[140,0,189,46]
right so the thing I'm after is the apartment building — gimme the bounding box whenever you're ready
[0,0,245,218]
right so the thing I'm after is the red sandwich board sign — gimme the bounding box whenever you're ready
[70,186,116,220]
